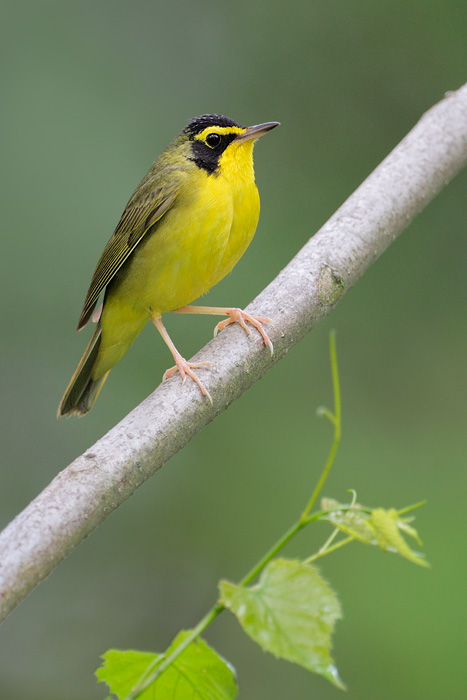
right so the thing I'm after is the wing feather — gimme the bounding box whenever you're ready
[77,168,182,330]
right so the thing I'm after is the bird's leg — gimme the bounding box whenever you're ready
[151,315,212,403]
[173,305,273,356]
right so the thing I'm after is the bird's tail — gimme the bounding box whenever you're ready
[58,324,109,417]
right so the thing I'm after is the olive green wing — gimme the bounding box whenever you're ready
[77,168,182,330]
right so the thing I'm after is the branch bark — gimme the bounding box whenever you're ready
[1,85,466,624]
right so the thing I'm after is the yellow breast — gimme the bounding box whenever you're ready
[109,140,259,316]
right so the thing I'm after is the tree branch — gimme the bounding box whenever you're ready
[1,85,466,624]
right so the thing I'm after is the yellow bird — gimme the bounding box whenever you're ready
[58,114,279,417]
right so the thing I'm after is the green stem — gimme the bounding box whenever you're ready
[301,331,341,521]
[317,525,340,553]
[306,535,354,563]
[238,520,304,587]
[397,500,427,515]
[240,501,369,587]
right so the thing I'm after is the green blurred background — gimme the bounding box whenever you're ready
[1,1,466,698]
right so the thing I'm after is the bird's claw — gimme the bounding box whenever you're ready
[163,358,212,404]
[214,308,274,356]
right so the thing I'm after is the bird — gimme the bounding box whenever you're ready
[58,114,279,417]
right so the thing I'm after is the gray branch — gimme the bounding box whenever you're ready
[1,84,466,624]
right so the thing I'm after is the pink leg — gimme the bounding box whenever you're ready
[173,305,274,356]
[152,316,212,404]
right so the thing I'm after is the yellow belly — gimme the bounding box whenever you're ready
[92,167,260,378]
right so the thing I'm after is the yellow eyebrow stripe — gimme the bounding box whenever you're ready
[194,125,245,140]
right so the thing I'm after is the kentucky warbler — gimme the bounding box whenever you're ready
[58,114,279,416]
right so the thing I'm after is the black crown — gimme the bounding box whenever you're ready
[183,114,243,137]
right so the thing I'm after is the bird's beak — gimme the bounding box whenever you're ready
[235,121,280,144]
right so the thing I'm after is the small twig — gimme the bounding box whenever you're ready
[301,330,341,520]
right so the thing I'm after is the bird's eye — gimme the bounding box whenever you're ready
[206,133,221,148]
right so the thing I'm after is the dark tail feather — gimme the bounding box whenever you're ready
[58,325,109,417]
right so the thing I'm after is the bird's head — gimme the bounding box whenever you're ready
[177,114,279,177]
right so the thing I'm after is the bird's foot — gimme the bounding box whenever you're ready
[163,354,212,404]
[214,308,273,356]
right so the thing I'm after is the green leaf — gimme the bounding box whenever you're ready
[96,631,238,700]
[96,649,161,698]
[219,559,344,689]
[370,508,430,567]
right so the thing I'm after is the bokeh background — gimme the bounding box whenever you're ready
[1,1,466,698]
